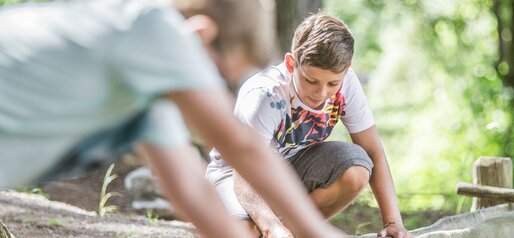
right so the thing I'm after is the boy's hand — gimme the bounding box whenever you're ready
[377,223,412,238]
[264,223,294,238]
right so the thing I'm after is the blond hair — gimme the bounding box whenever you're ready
[171,0,275,68]
[291,12,354,73]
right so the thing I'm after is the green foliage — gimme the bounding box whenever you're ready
[325,0,514,214]
[0,0,48,5]
[98,163,120,216]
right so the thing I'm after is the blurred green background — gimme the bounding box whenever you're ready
[2,0,513,235]
[322,0,514,234]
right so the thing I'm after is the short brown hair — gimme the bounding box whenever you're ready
[171,0,275,68]
[291,12,354,73]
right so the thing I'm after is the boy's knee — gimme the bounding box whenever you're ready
[338,165,370,194]
[239,220,261,237]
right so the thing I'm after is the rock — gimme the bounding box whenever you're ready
[124,167,162,201]
[124,167,175,218]
[353,203,514,238]
[0,190,197,238]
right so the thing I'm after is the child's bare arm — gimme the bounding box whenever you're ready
[351,125,412,238]
[233,171,294,237]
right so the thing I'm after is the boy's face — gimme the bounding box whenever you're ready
[184,15,256,88]
[291,65,347,110]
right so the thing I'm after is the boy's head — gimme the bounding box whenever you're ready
[284,13,355,110]
[170,0,275,85]
[290,12,354,74]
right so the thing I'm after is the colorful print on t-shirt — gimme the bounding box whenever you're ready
[273,91,346,159]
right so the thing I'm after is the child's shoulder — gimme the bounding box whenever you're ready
[239,64,290,97]
[341,67,362,93]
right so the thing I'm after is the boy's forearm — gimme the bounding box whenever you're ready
[226,138,329,237]
[351,126,403,225]
[368,155,403,225]
[233,172,290,236]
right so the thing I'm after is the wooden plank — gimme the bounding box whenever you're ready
[457,182,514,202]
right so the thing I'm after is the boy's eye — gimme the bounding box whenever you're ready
[329,82,339,87]
[305,79,316,84]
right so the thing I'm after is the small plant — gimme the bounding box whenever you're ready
[354,221,372,235]
[17,187,50,199]
[30,187,50,199]
[20,213,33,224]
[146,209,159,226]
[117,231,136,238]
[48,217,68,227]
[98,163,120,216]
[1,219,16,238]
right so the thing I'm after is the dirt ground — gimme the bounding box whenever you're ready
[1,155,451,237]
[40,156,139,216]
[0,190,198,238]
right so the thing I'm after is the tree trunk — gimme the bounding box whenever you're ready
[493,0,514,88]
[275,0,323,55]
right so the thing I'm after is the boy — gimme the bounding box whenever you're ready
[206,13,412,238]
[0,1,344,237]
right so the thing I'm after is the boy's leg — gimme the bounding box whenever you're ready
[290,141,374,218]
[310,166,370,218]
[139,143,253,238]
[205,163,262,237]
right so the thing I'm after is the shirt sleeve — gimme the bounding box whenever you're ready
[233,87,283,144]
[340,69,375,133]
[139,99,191,148]
[112,6,224,97]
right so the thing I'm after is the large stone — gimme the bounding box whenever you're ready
[353,203,514,238]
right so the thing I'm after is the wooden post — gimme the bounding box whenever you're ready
[472,156,512,211]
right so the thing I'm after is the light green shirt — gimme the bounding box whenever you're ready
[0,0,224,188]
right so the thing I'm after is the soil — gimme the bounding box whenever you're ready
[40,155,140,216]
[0,155,199,238]
[0,155,451,237]
[0,190,197,238]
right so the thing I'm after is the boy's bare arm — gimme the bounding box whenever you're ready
[350,125,411,238]
[233,172,294,237]
[138,143,253,238]
[167,89,345,238]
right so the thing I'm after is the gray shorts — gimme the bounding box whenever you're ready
[205,141,374,220]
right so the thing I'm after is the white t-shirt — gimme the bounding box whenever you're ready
[0,0,224,188]
[209,63,374,166]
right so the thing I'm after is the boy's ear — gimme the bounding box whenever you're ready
[284,53,295,74]
[186,15,219,46]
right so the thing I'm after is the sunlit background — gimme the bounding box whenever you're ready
[322,0,514,232]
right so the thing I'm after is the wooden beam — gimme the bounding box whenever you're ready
[457,182,514,202]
